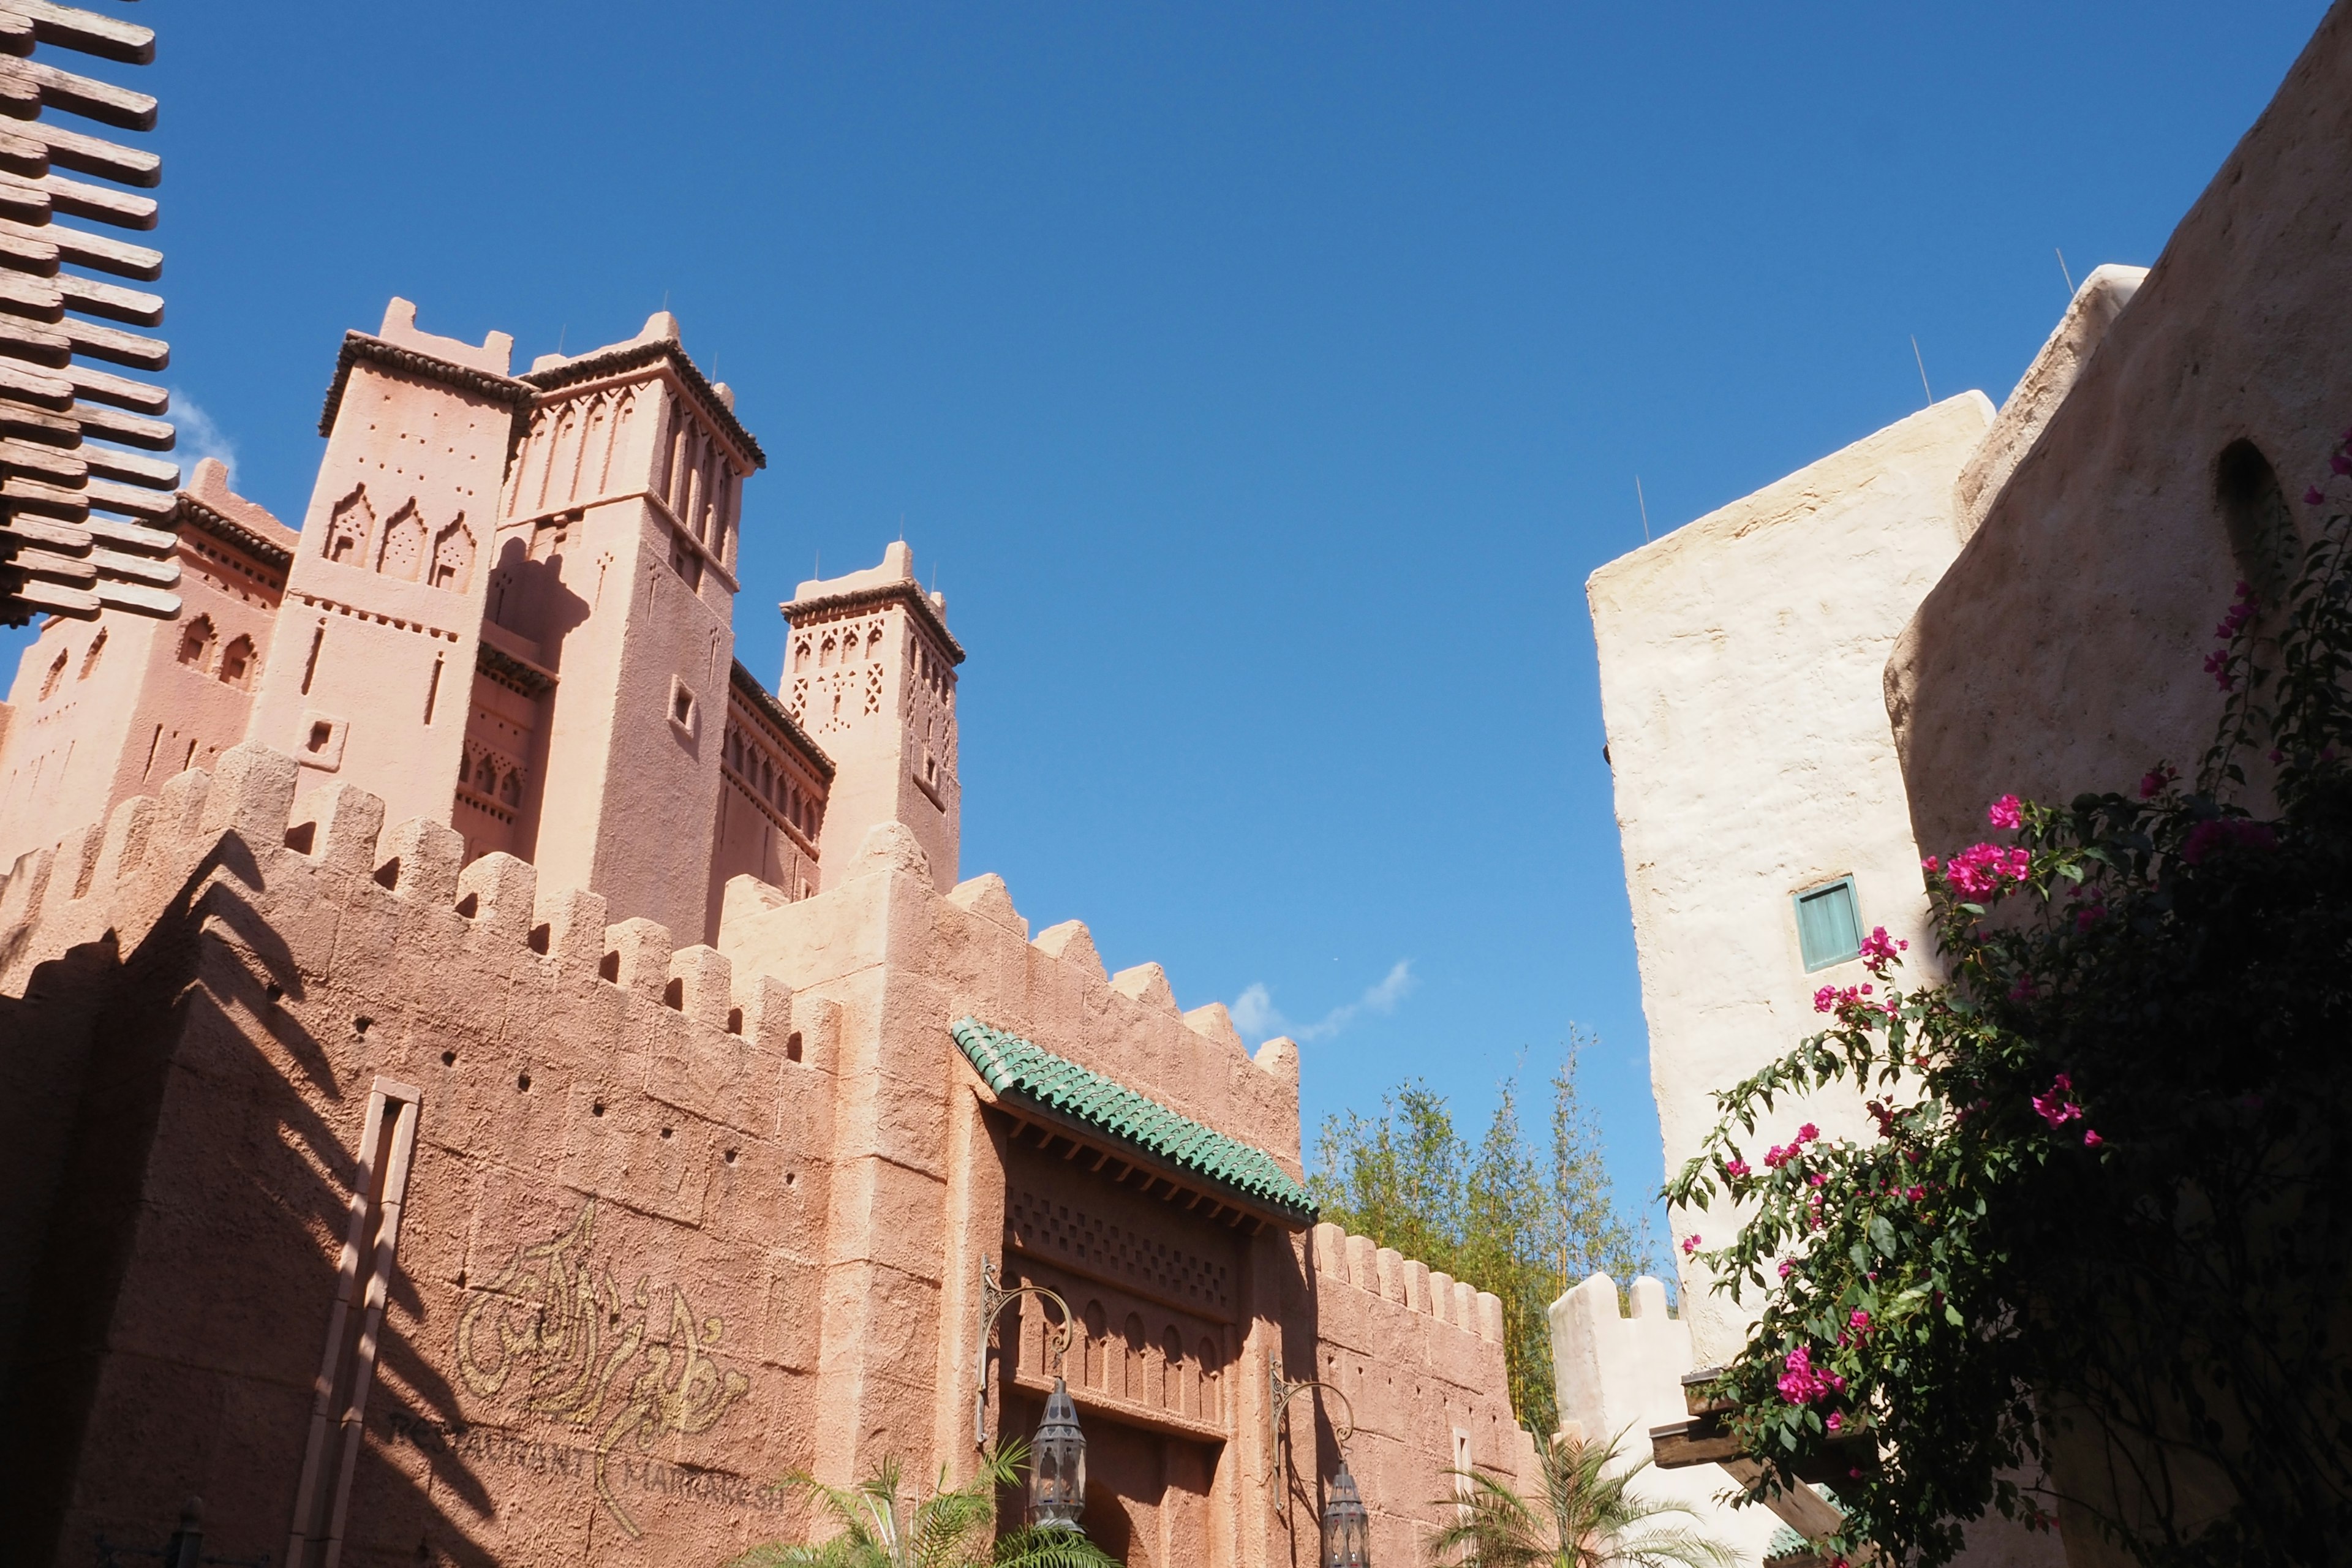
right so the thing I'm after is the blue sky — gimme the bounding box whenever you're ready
[12,1,2331,1242]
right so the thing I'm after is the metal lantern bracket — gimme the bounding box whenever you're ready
[974,1255,1077,1447]
[1266,1355,1357,1491]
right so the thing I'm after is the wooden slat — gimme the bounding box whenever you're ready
[9,541,94,581]
[0,317,70,367]
[89,540,174,584]
[63,315,164,369]
[4,570,98,615]
[84,513,173,552]
[1649,1419,1744,1468]
[0,58,158,131]
[39,169,154,230]
[56,271,159,326]
[0,355,71,409]
[0,167,47,221]
[28,119,155,187]
[80,443,170,487]
[0,123,41,178]
[0,11,28,58]
[0,508,85,548]
[0,431,83,480]
[8,2,156,67]
[0,393,74,443]
[84,473,171,518]
[0,59,34,117]
[0,220,54,272]
[0,266,59,320]
[67,398,167,448]
[1720,1458,1846,1540]
[91,576,175,616]
[1,470,84,517]
[61,359,162,413]
[0,216,158,280]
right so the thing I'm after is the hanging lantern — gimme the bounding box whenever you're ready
[1028,1376,1087,1529]
[1322,1458,1370,1567]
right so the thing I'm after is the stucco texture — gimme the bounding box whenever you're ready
[1588,393,1991,1366]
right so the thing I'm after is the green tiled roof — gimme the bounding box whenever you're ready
[951,1018,1317,1225]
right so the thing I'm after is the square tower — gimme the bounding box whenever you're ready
[782,541,962,890]
[246,300,529,834]
[479,312,765,938]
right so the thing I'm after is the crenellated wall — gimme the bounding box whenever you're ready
[0,737,1531,1568]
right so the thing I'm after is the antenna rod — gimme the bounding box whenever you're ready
[1912,336,1933,406]
[2056,247,2076,295]
[1635,476,1651,543]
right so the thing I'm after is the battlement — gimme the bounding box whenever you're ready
[0,742,832,1070]
[1311,1220,1506,1343]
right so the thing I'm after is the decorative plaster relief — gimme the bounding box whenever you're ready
[454,1198,751,1540]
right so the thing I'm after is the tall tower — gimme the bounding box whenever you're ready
[480,312,764,938]
[246,300,527,834]
[783,542,963,891]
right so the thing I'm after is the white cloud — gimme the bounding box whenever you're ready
[167,391,237,475]
[1229,960,1416,1045]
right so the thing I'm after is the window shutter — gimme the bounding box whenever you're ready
[1795,878,1863,970]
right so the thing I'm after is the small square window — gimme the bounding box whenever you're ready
[1794,877,1863,971]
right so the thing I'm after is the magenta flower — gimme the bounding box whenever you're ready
[1724,1158,1751,1179]
[1778,1259,1794,1278]
[1826,1410,1844,1433]
[2310,487,2329,507]
[2083,1129,2103,1148]
[2334,452,2352,476]
[1987,794,2023,831]
[1682,1234,1700,1255]
[1798,1123,1819,1142]
[1849,1309,1871,1333]
[2033,1073,2084,1129]
[2075,902,2106,933]
[1813,984,1838,1014]
[2205,648,2235,691]
[2140,764,2176,799]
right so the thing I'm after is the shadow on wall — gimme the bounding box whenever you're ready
[0,832,543,1566]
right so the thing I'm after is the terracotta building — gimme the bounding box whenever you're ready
[0,304,1536,1566]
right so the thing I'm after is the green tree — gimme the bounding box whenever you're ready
[1425,1427,1735,1568]
[729,1442,1122,1568]
[1310,1031,1654,1433]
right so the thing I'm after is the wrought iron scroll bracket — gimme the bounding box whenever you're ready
[974,1254,1077,1449]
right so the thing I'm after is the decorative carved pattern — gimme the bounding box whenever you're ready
[1001,1256,1233,1437]
[786,612,888,737]
[377,501,425,581]
[326,485,374,565]
[1006,1185,1234,1319]
[456,1199,751,1540]
[431,516,476,593]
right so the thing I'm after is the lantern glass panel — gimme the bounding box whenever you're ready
[1322,1460,1370,1568]
[1028,1376,1087,1529]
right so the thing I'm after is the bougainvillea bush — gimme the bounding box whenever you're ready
[1667,430,2352,1568]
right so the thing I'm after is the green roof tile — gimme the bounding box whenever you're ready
[951,1018,1317,1224]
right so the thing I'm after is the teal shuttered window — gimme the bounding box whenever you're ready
[1795,877,1862,971]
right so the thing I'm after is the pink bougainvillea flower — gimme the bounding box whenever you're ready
[1724,1158,1751,1178]
[2205,648,2235,691]
[1857,925,1908,973]
[1850,1309,1871,1333]
[1798,1123,1819,1143]
[1814,985,1838,1014]
[2334,452,2352,475]
[1777,1259,1794,1278]
[1987,794,2023,830]
[1826,1410,1844,1433]
[2084,1129,2104,1148]
[2033,1074,2084,1129]
[1681,1234,1700,1255]
[2140,764,2176,799]
[2074,902,2107,933]
[2311,486,2331,507]
[1809,1172,1826,1188]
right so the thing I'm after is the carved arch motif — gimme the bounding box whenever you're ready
[326,486,374,565]
[219,635,257,690]
[77,628,105,680]
[377,501,425,581]
[177,614,215,670]
[431,516,477,592]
